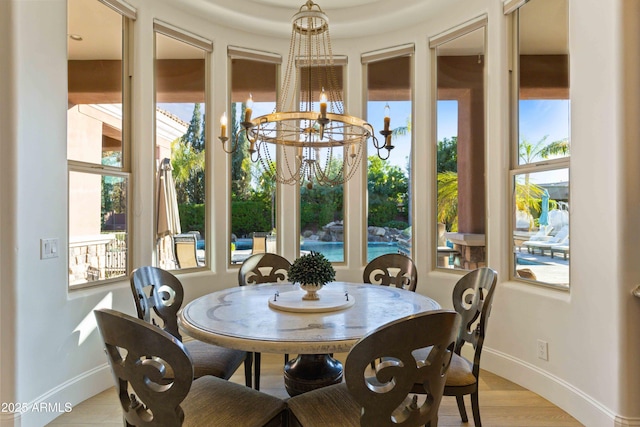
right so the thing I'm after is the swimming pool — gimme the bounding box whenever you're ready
[234,239,399,262]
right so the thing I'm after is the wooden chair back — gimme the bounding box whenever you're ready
[363,253,418,291]
[94,308,193,427]
[130,266,185,340]
[345,310,460,427]
[238,253,291,286]
[452,267,498,376]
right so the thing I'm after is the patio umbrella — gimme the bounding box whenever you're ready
[157,158,181,239]
[538,189,550,227]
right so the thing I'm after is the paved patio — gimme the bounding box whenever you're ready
[515,251,569,286]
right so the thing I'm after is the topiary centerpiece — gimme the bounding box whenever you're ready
[288,251,336,301]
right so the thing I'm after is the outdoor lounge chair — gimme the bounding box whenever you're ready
[523,226,569,255]
[251,232,268,254]
[173,233,204,268]
[550,241,570,259]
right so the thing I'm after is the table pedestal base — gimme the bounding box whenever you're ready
[283,354,343,396]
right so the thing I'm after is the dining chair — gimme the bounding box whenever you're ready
[363,253,418,292]
[238,253,292,390]
[94,308,287,427]
[287,310,461,427]
[412,267,498,427]
[130,266,251,387]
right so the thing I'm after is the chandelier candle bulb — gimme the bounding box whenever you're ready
[384,103,391,132]
[244,94,253,122]
[219,112,227,138]
[320,89,327,118]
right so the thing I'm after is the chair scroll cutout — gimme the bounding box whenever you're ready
[452,267,497,353]
[131,266,185,340]
[345,310,460,427]
[238,253,291,286]
[363,253,418,292]
[95,309,193,427]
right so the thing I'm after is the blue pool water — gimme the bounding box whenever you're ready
[234,239,399,262]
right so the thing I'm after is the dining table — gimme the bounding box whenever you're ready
[178,281,441,396]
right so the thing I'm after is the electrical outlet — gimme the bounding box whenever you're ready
[537,339,549,361]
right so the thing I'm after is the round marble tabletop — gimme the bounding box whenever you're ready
[178,282,441,354]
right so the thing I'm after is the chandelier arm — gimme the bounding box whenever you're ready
[218,134,239,154]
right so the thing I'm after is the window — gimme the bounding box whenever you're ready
[363,46,414,262]
[67,0,135,287]
[509,0,570,288]
[298,63,346,262]
[228,48,280,264]
[154,21,211,270]
[431,17,487,270]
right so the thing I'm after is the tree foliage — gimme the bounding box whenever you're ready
[519,135,569,164]
[517,135,568,229]
[436,171,458,232]
[300,179,344,232]
[437,137,457,173]
[172,103,206,204]
[231,102,252,199]
[367,156,408,227]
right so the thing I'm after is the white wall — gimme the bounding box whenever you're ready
[1,0,639,426]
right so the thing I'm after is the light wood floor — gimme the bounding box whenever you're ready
[48,352,583,426]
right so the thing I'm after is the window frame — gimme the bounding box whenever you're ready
[429,15,488,273]
[361,44,415,264]
[153,20,213,271]
[67,0,135,289]
[507,0,571,289]
[226,46,282,266]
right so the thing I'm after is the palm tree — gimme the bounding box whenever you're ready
[171,137,205,204]
[518,136,568,228]
[390,114,411,138]
[437,171,458,231]
[519,135,569,164]
[436,135,566,233]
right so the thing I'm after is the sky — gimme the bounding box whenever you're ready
[519,99,570,147]
[158,98,570,177]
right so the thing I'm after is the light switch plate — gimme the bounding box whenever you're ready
[41,238,59,259]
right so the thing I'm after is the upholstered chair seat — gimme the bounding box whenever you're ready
[182,376,285,427]
[183,340,247,380]
[287,383,360,427]
[444,354,476,387]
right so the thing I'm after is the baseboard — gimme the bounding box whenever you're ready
[482,347,640,427]
[1,363,112,427]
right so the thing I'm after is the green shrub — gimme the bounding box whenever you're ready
[231,200,272,237]
[385,220,409,230]
[178,203,205,235]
